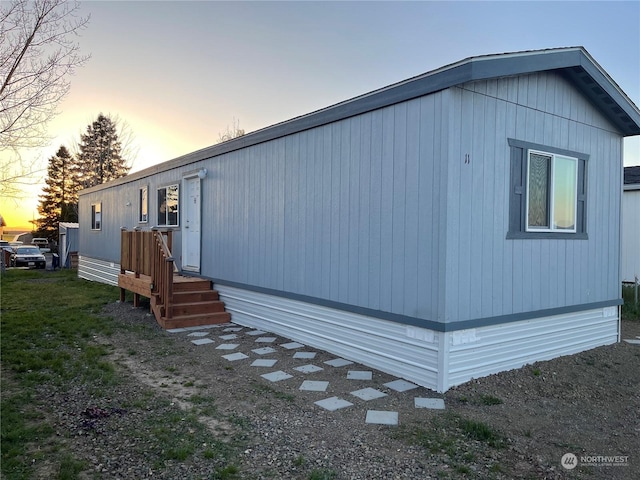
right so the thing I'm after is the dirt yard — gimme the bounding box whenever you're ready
[47,301,640,479]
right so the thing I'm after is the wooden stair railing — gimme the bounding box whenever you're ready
[150,229,175,319]
[120,228,175,318]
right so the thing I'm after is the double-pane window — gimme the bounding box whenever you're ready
[157,185,179,226]
[526,151,578,232]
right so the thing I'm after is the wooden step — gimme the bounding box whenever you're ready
[172,277,212,292]
[159,312,231,330]
[170,300,226,316]
[173,290,220,303]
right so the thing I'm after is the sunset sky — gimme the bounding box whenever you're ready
[2,0,639,230]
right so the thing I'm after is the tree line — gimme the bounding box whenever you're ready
[36,113,130,239]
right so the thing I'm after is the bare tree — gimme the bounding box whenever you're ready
[0,0,89,198]
[217,117,245,143]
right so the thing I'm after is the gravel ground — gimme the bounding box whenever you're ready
[23,300,640,479]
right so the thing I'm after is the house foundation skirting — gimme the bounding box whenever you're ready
[217,284,619,392]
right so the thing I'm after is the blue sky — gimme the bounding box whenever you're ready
[7,0,640,226]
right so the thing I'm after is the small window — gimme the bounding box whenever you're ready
[507,139,587,239]
[139,186,148,223]
[526,150,578,233]
[91,203,101,230]
[157,184,179,226]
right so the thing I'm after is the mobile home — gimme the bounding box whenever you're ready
[78,47,640,392]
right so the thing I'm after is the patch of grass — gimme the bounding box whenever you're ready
[252,382,295,402]
[58,454,88,480]
[479,394,503,405]
[393,412,505,476]
[459,418,504,447]
[308,469,336,480]
[212,464,240,479]
[293,454,305,466]
[532,368,541,376]
[622,284,640,321]
[0,270,247,479]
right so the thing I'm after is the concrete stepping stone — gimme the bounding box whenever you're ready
[351,387,387,401]
[219,334,238,340]
[261,371,293,382]
[222,352,249,361]
[294,364,323,374]
[365,410,398,425]
[384,379,418,392]
[300,380,329,392]
[251,359,278,367]
[347,370,372,380]
[185,324,221,330]
[315,396,353,411]
[246,329,267,336]
[293,351,317,359]
[281,342,304,350]
[223,327,243,332]
[167,328,188,333]
[191,338,214,346]
[623,339,640,345]
[255,337,277,343]
[415,398,445,409]
[187,331,209,337]
[324,358,353,367]
[252,347,277,355]
[216,343,239,350]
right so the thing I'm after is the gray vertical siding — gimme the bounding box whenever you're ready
[201,95,449,322]
[443,71,622,324]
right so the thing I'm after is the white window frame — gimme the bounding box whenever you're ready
[91,202,102,230]
[139,185,148,223]
[157,184,179,227]
[525,149,578,233]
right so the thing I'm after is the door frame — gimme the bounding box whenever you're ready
[181,173,202,273]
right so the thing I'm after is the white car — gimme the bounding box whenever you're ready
[31,238,51,253]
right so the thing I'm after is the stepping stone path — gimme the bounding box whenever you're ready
[169,322,447,425]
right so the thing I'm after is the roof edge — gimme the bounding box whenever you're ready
[80,47,640,195]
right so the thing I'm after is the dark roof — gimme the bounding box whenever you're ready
[624,166,640,185]
[81,46,640,194]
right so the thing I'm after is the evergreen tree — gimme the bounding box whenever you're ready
[76,113,130,188]
[37,145,78,238]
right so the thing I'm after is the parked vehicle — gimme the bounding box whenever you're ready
[1,240,14,267]
[31,238,51,253]
[11,245,46,269]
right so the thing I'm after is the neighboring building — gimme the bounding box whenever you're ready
[59,222,79,268]
[622,166,640,284]
[77,47,640,392]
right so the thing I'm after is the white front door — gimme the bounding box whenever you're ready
[182,175,201,271]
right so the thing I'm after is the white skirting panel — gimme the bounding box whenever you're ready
[78,256,120,286]
[216,285,441,391]
[445,306,619,390]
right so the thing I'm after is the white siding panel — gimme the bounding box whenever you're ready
[622,190,640,283]
[217,285,441,391]
[78,256,120,286]
[446,307,619,389]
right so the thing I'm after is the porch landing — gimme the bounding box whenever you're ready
[118,272,231,330]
